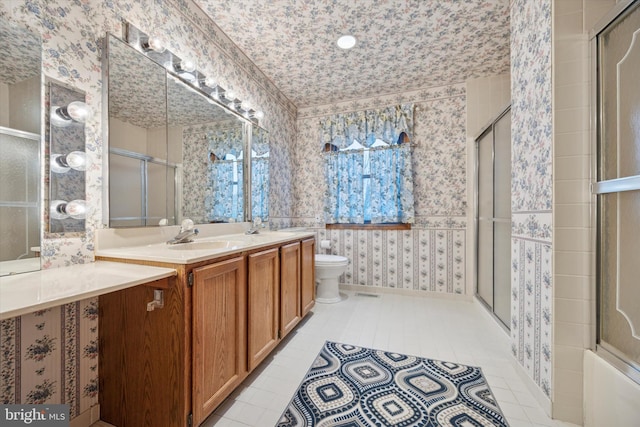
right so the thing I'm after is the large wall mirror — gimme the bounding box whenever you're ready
[105,32,269,228]
[0,18,42,276]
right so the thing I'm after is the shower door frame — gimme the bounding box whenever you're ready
[591,0,640,385]
[474,105,512,331]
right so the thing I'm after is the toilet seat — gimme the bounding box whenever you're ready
[315,254,349,267]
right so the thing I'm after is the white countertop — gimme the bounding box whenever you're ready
[0,261,176,320]
[95,230,316,264]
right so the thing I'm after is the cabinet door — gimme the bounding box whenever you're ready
[280,242,301,339]
[100,277,187,427]
[192,257,246,426]
[247,248,280,371]
[300,238,316,316]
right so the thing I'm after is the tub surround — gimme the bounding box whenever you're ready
[0,261,176,320]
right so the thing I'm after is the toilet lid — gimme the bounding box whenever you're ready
[315,254,349,266]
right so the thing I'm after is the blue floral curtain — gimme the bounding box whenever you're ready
[251,156,269,220]
[324,149,365,224]
[321,104,414,224]
[206,127,245,222]
[207,159,243,222]
[369,144,414,223]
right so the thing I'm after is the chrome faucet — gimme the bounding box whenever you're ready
[245,217,262,235]
[167,226,199,244]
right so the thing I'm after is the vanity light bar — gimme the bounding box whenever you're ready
[122,21,264,124]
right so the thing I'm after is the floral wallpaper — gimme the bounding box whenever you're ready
[0,0,557,419]
[193,0,510,108]
[0,300,99,417]
[510,0,553,399]
[292,83,468,295]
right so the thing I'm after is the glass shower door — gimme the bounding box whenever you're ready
[594,0,640,379]
[476,107,512,328]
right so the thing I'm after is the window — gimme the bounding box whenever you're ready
[321,104,415,225]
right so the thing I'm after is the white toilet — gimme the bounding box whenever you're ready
[315,254,349,303]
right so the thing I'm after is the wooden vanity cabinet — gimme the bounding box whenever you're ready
[247,248,280,371]
[98,236,316,427]
[191,257,246,425]
[280,242,301,339]
[300,238,316,316]
[99,276,189,427]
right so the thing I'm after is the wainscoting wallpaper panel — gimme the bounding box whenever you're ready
[511,236,552,397]
[0,298,99,417]
[510,0,553,400]
[313,227,466,295]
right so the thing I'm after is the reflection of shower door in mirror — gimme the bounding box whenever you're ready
[476,107,511,329]
[594,1,640,380]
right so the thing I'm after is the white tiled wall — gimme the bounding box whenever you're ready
[551,0,615,424]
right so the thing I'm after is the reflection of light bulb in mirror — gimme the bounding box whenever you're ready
[51,154,71,173]
[66,200,87,219]
[50,200,69,220]
[50,106,72,127]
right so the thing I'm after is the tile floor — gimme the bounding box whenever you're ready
[203,290,580,427]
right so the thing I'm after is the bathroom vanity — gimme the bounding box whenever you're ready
[95,229,315,427]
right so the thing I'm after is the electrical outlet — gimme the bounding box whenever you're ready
[315,214,321,223]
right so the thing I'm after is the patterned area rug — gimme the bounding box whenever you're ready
[277,341,509,426]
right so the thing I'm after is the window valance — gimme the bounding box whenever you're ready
[319,104,414,150]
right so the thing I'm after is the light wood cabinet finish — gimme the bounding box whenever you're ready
[99,277,189,427]
[98,235,316,427]
[247,248,280,371]
[280,242,301,339]
[300,238,316,316]
[192,257,246,426]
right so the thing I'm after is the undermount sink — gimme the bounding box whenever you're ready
[167,240,245,251]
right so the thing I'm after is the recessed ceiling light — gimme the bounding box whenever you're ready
[337,35,356,50]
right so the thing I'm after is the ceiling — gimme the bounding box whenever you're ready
[192,0,511,108]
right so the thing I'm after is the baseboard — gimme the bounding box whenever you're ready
[338,283,473,301]
[69,405,101,427]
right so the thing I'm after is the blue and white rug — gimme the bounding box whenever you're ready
[277,341,509,426]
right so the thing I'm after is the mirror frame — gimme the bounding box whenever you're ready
[102,25,267,228]
[0,18,43,276]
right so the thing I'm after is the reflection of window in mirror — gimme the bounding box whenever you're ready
[0,18,42,276]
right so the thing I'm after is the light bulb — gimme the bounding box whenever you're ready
[178,59,196,73]
[66,101,91,123]
[204,76,217,88]
[51,151,87,173]
[66,200,87,219]
[66,151,87,171]
[142,37,166,53]
[240,100,252,111]
[254,110,264,120]
[225,90,236,101]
